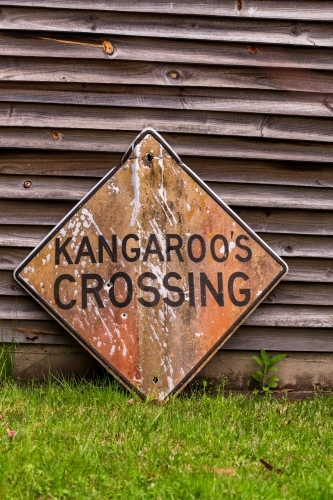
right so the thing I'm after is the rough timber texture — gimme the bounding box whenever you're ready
[0,2,332,389]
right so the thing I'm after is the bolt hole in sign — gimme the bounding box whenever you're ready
[14,129,287,400]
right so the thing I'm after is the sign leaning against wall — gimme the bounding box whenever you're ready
[14,129,288,400]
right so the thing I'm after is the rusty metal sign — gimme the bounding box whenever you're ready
[14,129,287,400]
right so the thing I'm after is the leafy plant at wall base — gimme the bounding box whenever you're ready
[251,348,286,393]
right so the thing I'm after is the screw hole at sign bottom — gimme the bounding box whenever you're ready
[152,377,159,384]
[146,153,154,162]
[121,313,128,319]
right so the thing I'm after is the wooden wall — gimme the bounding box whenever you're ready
[0,1,332,385]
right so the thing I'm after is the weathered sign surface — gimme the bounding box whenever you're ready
[14,129,287,399]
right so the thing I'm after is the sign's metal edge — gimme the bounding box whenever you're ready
[13,127,288,400]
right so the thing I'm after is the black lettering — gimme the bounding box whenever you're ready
[82,273,104,309]
[188,235,206,262]
[143,234,164,262]
[138,272,160,307]
[163,272,184,307]
[228,272,250,307]
[235,235,252,263]
[211,235,229,262]
[75,236,97,264]
[109,272,133,308]
[55,237,73,265]
[188,272,195,307]
[166,234,183,262]
[54,274,76,310]
[122,234,140,262]
[98,235,117,263]
[200,273,224,307]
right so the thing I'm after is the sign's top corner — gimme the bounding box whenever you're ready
[121,128,182,165]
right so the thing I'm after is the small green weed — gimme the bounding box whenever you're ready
[251,348,286,393]
[0,343,14,380]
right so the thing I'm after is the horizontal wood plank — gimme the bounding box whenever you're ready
[1,248,331,285]
[262,234,333,258]
[223,327,333,351]
[3,57,333,93]
[235,208,333,235]
[0,296,51,320]
[284,258,333,283]
[200,351,333,391]
[245,304,333,328]
[2,270,331,305]
[2,103,333,144]
[8,227,333,261]
[0,226,50,247]
[1,149,333,189]
[0,175,96,200]
[0,319,76,344]
[0,149,121,177]
[3,319,333,351]
[1,83,333,118]
[1,175,333,210]
[1,129,333,163]
[2,2,333,21]
[1,249,332,283]
[211,183,333,210]
[263,282,333,306]
[1,202,332,235]
[0,247,33,269]
[2,32,333,67]
[1,296,332,327]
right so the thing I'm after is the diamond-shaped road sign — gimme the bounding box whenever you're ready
[14,129,287,400]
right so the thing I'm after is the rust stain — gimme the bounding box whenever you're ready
[50,130,61,141]
[247,45,259,54]
[15,129,287,400]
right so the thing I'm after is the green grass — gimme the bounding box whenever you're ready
[0,378,333,499]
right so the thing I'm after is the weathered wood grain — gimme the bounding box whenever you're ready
[1,3,332,22]
[1,296,332,327]
[0,247,32,269]
[262,234,333,259]
[1,83,332,118]
[264,282,333,306]
[0,226,51,247]
[0,319,76,345]
[0,296,51,320]
[200,351,333,391]
[2,57,333,93]
[223,327,333,351]
[0,200,74,225]
[2,32,333,67]
[237,208,333,235]
[1,149,333,188]
[1,202,332,236]
[2,103,333,144]
[0,149,121,177]
[11,343,102,380]
[211,184,333,211]
[245,305,333,328]
[284,259,333,283]
[0,270,27,296]
[2,129,333,163]
[0,175,96,200]
[1,175,333,210]
[3,319,333,352]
